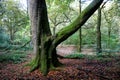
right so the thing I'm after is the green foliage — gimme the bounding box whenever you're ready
[65,51,119,62]
[0,0,5,16]
[63,32,79,45]
[88,52,119,62]
[0,0,30,47]
[82,28,96,45]
[0,0,31,51]
[65,52,86,59]
[93,52,118,62]
[63,28,96,46]
[0,27,10,49]
[0,51,27,63]
[101,32,119,49]
[97,52,116,58]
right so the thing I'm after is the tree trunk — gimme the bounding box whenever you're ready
[30,37,61,75]
[10,28,13,41]
[96,7,102,53]
[28,0,103,75]
[9,26,14,44]
[28,0,60,75]
[28,0,39,54]
[53,27,56,37]
[79,0,82,52]
[108,26,111,48]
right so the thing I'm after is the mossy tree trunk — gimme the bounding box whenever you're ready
[28,0,60,75]
[28,0,103,75]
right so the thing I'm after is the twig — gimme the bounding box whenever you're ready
[100,0,109,9]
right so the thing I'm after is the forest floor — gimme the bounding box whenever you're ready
[0,45,120,80]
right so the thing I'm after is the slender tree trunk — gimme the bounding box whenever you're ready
[96,7,102,53]
[10,29,13,40]
[108,26,111,48]
[79,0,82,52]
[9,27,14,43]
[26,0,28,14]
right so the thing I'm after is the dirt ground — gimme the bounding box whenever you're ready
[0,46,120,80]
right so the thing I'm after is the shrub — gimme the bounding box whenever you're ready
[65,52,86,59]
[0,52,27,63]
[63,32,79,45]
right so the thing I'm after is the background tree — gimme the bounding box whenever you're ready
[96,7,102,53]
[102,0,120,49]
[3,0,28,43]
[96,0,108,53]
[47,0,74,37]
[0,0,30,50]
[79,0,82,52]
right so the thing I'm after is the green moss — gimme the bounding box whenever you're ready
[29,58,39,72]
[40,56,48,76]
[29,51,41,71]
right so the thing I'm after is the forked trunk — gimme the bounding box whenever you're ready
[28,0,103,75]
[30,36,61,75]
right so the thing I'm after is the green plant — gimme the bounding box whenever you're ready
[65,52,86,59]
[91,52,118,62]
[0,28,10,49]
[0,51,27,63]
[63,32,79,45]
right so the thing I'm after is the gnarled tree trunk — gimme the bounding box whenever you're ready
[28,0,103,75]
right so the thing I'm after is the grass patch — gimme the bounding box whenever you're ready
[0,51,27,63]
[87,52,119,62]
[94,53,118,62]
[65,51,119,62]
[65,52,86,59]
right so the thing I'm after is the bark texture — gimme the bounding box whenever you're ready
[28,0,103,75]
[28,0,60,75]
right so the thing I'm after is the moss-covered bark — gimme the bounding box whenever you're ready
[54,0,103,46]
[28,0,103,76]
[30,37,61,75]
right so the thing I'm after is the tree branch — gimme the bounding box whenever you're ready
[54,0,103,46]
[63,12,72,23]
[100,0,109,9]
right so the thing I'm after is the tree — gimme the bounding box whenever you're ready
[1,0,29,44]
[0,0,5,17]
[79,0,82,52]
[96,0,110,53]
[96,7,102,53]
[28,0,103,75]
[102,0,119,48]
[0,27,10,49]
[47,0,74,37]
